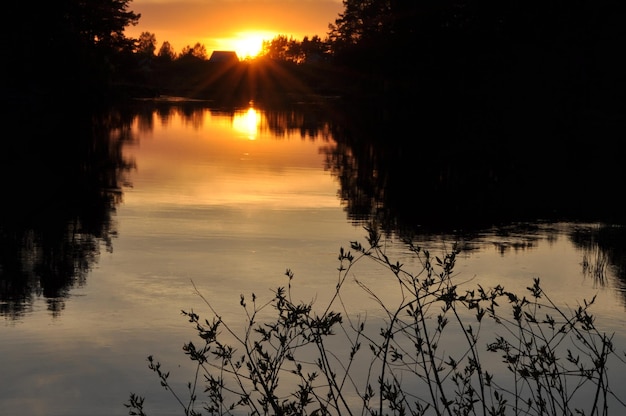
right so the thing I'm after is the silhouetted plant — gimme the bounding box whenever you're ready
[126,226,626,415]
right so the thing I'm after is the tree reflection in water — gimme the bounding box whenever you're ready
[571,224,626,297]
[320,99,626,298]
[1,99,624,317]
[0,104,136,318]
[323,100,626,234]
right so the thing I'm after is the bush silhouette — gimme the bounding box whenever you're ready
[126,226,626,416]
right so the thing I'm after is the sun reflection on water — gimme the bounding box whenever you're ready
[233,106,261,140]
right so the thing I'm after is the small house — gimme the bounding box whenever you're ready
[209,51,239,64]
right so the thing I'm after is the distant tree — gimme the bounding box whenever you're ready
[156,41,176,62]
[137,32,157,56]
[261,35,327,63]
[300,35,329,62]
[179,43,208,60]
[284,37,302,63]
[261,35,290,60]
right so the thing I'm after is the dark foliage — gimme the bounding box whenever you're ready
[3,0,140,105]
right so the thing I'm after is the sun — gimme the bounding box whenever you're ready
[231,31,274,60]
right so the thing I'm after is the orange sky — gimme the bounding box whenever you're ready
[124,0,344,59]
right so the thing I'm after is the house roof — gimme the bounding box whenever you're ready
[209,51,239,63]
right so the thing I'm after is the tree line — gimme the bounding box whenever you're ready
[133,32,329,64]
[4,0,625,115]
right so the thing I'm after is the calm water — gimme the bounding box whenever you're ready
[1,101,625,415]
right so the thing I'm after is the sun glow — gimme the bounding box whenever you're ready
[233,107,261,140]
[231,31,273,60]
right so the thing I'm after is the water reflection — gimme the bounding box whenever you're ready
[131,98,334,142]
[2,100,625,319]
[397,221,626,304]
[324,102,626,235]
[570,224,626,297]
[2,101,625,416]
[0,106,136,318]
[233,107,261,139]
[320,100,626,300]
[0,101,341,319]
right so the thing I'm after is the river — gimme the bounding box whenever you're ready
[1,99,625,415]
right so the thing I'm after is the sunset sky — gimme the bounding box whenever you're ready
[124,0,344,59]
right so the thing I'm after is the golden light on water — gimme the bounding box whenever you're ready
[124,106,339,211]
[233,107,261,140]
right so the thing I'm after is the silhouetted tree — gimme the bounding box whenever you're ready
[4,0,140,103]
[261,35,330,64]
[180,43,208,60]
[262,35,291,61]
[157,41,176,62]
[300,35,330,63]
[137,32,157,57]
[325,0,625,130]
